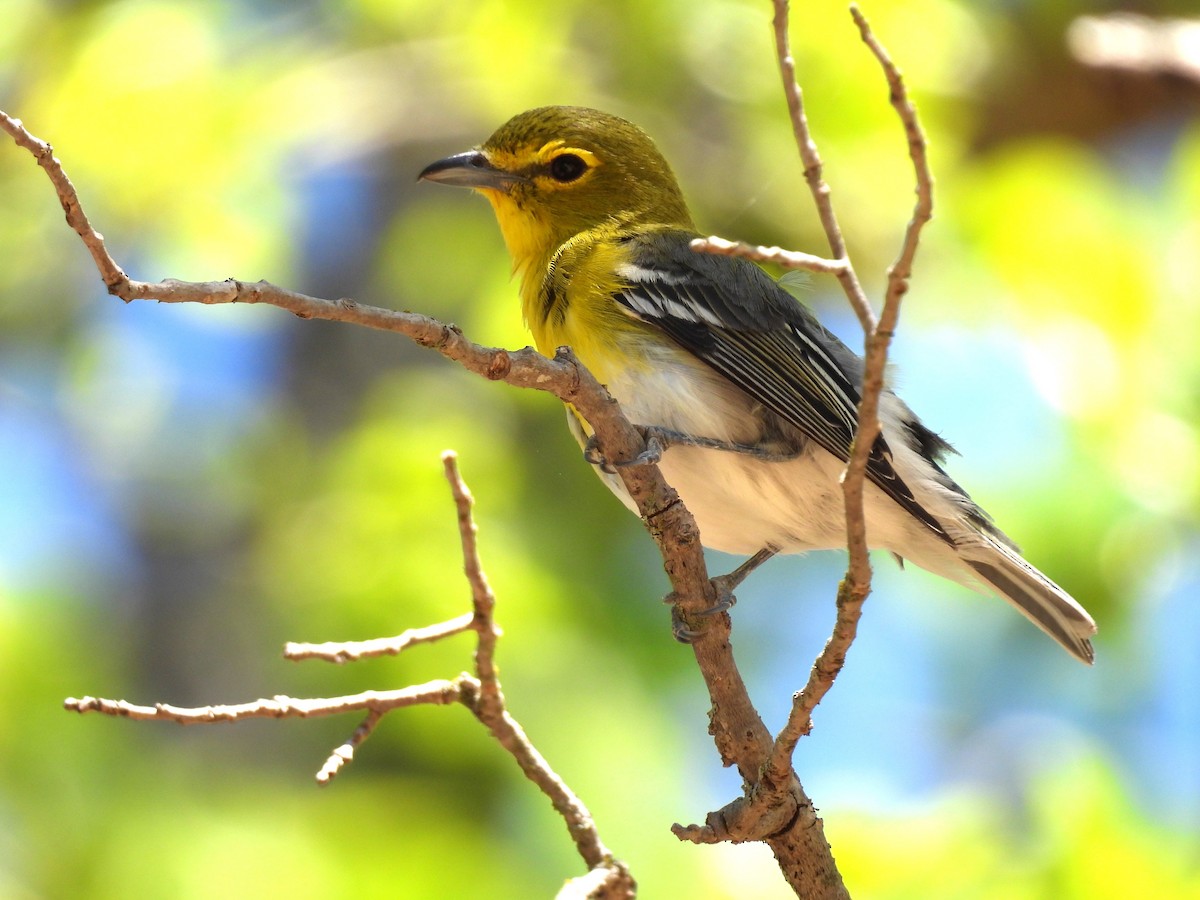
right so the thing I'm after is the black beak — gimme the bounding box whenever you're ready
[418,150,526,190]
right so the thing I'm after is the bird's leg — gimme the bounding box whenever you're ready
[584,426,798,472]
[706,546,778,613]
[582,429,667,473]
[644,427,801,462]
[666,545,779,642]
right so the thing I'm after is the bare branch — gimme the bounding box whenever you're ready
[767,2,935,780]
[689,235,848,275]
[63,452,632,891]
[64,682,465,724]
[0,110,129,293]
[670,9,940,879]
[837,0,934,586]
[7,5,936,885]
[317,710,384,784]
[767,0,873,599]
[285,613,475,663]
[769,0,876,333]
[851,2,935,302]
[438,452,625,881]
[443,452,501,687]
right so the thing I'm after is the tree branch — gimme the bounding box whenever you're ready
[284,613,475,663]
[765,0,935,779]
[684,8,936,882]
[65,452,635,896]
[0,111,129,293]
[440,454,626,887]
[774,0,934,771]
[65,682,465,725]
[688,235,849,275]
[770,0,876,333]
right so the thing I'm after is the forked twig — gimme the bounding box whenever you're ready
[64,452,632,892]
[765,2,936,780]
[660,9,934,896]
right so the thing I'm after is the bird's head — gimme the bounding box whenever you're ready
[419,106,694,280]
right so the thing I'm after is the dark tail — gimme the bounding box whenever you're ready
[964,544,1096,665]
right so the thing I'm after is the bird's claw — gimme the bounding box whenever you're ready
[629,428,665,465]
[670,608,703,643]
[582,434,616,473]
[583,427,666,473]
[667,596,730,643]
[664,547,779,641]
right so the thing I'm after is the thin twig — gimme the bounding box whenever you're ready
[0,111,130,292]
[317,710,384,784]
[442,452,501,687]
[839,0,934,582]
[64,682,465,723]
[767,2,935,780]
[851,2,934,300]
[438,453,625,883]
[689,235,848,275]
[768,0,872,595]
[770,0,875,333]
[285,613,475,663]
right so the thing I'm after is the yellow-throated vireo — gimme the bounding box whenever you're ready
[419,106,1097,664]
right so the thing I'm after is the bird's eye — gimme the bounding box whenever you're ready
[548,153,588,183]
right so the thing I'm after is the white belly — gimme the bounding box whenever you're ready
[573,350,969,584]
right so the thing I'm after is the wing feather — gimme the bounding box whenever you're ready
[613,230,951,544]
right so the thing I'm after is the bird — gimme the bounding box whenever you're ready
[418,105,1097,664]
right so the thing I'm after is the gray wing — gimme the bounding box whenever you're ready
[612,229,954,546]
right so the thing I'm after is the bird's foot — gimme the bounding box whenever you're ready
[707,546,778,613]
[666,598,703,643]
[664,546,779,642]
[582,426,671,473]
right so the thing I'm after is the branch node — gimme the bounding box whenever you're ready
[417,322,461,351]
[485,349,512,380]
[673,784,800,846]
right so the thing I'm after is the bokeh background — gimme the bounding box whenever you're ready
[2,0,1198,897]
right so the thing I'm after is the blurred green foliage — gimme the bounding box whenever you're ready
[2,0,1198,897]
